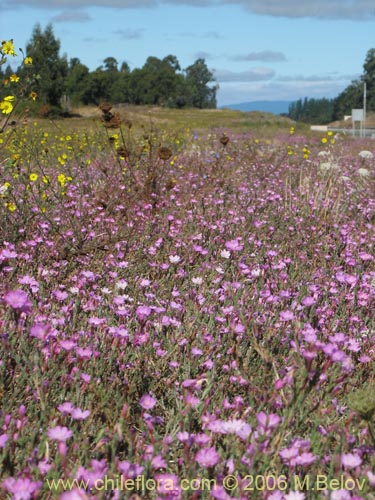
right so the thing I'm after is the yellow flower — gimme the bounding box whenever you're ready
[29,173,38,182]
[6,202,17,212]
[330,139,335,145]
[327,131,333,136]
[1,40,16,56]
[10,74,20,83]
[30,91,37,101]
[24,56,33,65]
[57,173,66,186]
[321,137,327,144]
[0,100,13,114]
[42,175,50,184]
[290,127,295,135]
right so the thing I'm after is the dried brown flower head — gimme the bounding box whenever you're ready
[220,134,230,147]
[158,146,172,161]
[166,176,177,191]
[102,112,122,129]
[117,146,130,159]
[99,102,112,113]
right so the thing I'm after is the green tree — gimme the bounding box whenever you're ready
[184,58,218,109]
[332,80,362,121]
[362,48,375,110]
[65,58,90,106]
[23,23,68,107]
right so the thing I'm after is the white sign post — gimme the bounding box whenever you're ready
[352,109,364,137]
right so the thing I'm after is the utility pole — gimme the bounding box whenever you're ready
[363,82,367,138]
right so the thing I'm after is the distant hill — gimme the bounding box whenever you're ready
[222,100,292,115]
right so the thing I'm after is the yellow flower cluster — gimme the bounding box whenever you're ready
[1,38,35,120]
[1,39,16,56]
[0,95,15,115]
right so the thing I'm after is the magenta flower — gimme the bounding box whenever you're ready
[279,310,295,321]
[301,296,316,307]
[285,492,306,500]
[195,446,220,467]
[341,452,362,468]
[30,323,50,340]
[136,305,152,321]
[296,452,317,466]
[139,393,157,410]
[4,289,32,313]
[257,412,281,432]
[71,408,91,420]
[47,425,73,442]
[151,454,167,469]
[60,490,90,500]
[225,239,244,252]
[0,433,8,448]
[2,476,42,500]
[155,473,181,499]
[57,402,74,415]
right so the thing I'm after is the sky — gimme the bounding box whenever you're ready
[1,0,374,107]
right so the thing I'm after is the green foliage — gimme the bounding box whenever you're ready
[184,58,218,109]
[22,23,68,107]
[288,97,334,124]
[15,24,218,111]
[289,47,375,123]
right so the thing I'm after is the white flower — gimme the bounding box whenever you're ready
[319,161,338,173]
[220,249,231,259]
[169,255,181,264]
[192,277,203,285]
[359,150,373,159]
[251,267,261,277]
[358,167,370,177]
[116,279,128,290]
[0,184,9,196]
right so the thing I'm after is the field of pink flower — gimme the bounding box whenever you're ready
[1,117,375,500]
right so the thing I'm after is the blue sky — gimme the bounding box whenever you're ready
[1,0,374,106]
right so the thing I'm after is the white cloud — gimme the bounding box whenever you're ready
[51,10,91,22]
[114,28,144,39]
[214,67,275,82]
[2,0,375,20]
[230,50,287,62]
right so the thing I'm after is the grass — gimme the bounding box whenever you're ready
[1,105,375,500]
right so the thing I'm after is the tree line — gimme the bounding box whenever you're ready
[0,24,218,113]
[288,48,375,124]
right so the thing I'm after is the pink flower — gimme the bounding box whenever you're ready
[341,453,362,468]
[301,296,316,307]
[225,239,244,252]
[4,289,32,313]
[154,473,181,499]
[136,305,152,321]
[47,425,73,442]
[0,433,8,448]
[30,323,50,340]
[139,394,157,410]
[71,408,90,420]
[285,492,305,500]
[57,402,74,415]
[60,490,90,500]
[195,446,220,467]
[279,310,295,321]
[2,477,42,500]
[151,454,167,469]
